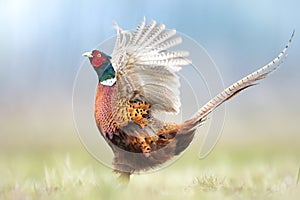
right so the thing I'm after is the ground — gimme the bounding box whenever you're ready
[0,138,299,200]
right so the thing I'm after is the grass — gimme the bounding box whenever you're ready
[0,140,300,200]
[297,167,300,186]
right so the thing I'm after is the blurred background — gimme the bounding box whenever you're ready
[1,1,300,198]
[0,0,299,149]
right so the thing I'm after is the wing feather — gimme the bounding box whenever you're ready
[154,37,183,52]
[129,17,146,46]
[136,19,157,46]
[111,18,190,114]
[139,23,166,48]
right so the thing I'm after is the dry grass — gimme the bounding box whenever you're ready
[0,140,300,200]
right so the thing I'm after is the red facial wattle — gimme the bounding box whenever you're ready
[91,51,106,68]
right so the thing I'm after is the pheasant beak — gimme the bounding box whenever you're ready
[82,51,93,58]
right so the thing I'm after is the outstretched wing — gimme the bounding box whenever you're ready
[110,18,191,114]
[189,30,295,126]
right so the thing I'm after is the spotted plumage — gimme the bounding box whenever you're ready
[83,18,294,184]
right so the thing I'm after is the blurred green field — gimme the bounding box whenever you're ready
[1,138,299,200]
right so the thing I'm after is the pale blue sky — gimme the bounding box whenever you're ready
[0,0,299,142]
[1,0,298,90]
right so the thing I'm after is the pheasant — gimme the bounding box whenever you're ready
[83,18,294,183]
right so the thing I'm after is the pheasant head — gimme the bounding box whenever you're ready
[83,50,116,86]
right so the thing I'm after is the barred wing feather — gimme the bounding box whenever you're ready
[111,18,191,114]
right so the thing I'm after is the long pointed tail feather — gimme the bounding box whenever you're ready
[187,30,294,128]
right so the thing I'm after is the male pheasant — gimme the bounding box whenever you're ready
[83,18,294,183]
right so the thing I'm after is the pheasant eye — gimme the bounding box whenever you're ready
[97,54,102,58]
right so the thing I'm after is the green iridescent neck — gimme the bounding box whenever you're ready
[99,63,116,86]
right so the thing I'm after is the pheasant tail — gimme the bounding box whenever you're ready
[172,31,294,156]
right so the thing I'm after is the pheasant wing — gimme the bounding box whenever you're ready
[110,18,191,114]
